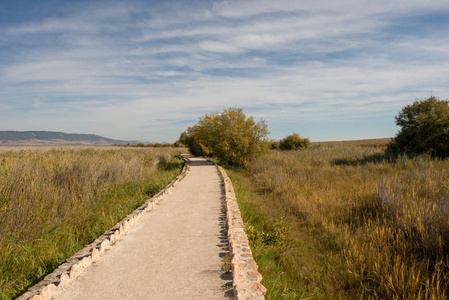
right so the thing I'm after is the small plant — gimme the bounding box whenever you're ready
[221,252,232,273]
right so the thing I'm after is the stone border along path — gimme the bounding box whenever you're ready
[18,155,265,300]
[216,165,266,299]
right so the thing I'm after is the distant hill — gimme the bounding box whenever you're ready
[0,131,143,146]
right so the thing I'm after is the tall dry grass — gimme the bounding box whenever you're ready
[229,146,449,299]
[311,138,392,147]
[0,147,184,299]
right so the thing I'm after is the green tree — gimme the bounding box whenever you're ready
[181,107,268,166]
[178,132,189,146]
[279,133,311,150]
[388,96,449,157]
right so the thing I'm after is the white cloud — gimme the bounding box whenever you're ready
[6,19,95,35]
[154,70,187,77]
[233,33,291,49]
[1,0,449,141]
[212,0,449,19]
[199,40,242,53]
[2,60,98,82]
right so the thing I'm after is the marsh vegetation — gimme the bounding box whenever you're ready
[0,146,184,299]
[228,144,449,299]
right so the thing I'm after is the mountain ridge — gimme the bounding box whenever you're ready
[0,131,144,146]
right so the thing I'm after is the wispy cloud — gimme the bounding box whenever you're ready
[1,0,449,141]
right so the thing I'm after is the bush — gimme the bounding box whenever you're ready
[180,107,268,166]
[279,133,310,150]
[388,96,449,158]
[173,141,184,148]
[268,140,280,150]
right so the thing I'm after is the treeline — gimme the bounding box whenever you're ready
[178,95,449,165]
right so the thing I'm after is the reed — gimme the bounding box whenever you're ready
[311,138,391,147]
[228,146,449,299]
[0,147,185,299]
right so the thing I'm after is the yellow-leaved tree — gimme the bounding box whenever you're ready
[179,107,268,167]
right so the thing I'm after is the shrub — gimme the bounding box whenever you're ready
[181,107,268,166]
[268,140,280,150]
[173,141,184,148]
[388,96,449,158]
[279,133,310,150]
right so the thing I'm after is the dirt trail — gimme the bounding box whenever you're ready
[51,155,231,299]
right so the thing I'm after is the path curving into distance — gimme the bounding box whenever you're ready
[50,155,232,300]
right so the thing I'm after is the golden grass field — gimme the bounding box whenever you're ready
[0,146,185,299]
[2,141,448,299]
[228,142,449,299]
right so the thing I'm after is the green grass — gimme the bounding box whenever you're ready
[0,147,185,299]
[228,171,357,299]
[227,146,449,299]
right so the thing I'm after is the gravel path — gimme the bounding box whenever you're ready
[51,155,231,299]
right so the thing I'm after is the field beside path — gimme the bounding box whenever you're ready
[227,145,449,299]
[0,146,185,299]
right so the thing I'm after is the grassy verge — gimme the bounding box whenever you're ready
[0,147,185,299]
[227,146,449,299]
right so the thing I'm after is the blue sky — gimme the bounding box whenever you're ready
[1,0,449,142]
